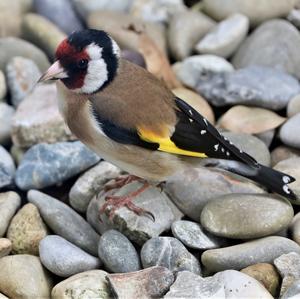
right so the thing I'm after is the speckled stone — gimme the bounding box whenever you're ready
[141,237,201,274]
[281,280,300,299]
[0,238,12,258]
[0,146,15,189]
[15,141,100,190]
[40,235,101,277]
[28,190,100,256]
[7,203,48,255]
[0,103,14,145]
[98,230,141,273]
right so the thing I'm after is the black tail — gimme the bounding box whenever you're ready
[206,159,297,200]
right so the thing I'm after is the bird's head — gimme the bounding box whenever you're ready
[39,29,120,94]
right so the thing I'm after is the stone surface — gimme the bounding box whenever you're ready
[274,158,300,202]
[22,13,66,59]
[241,263,280,297]
[141,237,201,274]
[287,95,300,118]
[274,252,300,296]
[15,141,100,190]
[88,10,166,54]
[280,114,300,149]
[28,190,100,256]
[6,203,48,255]
[165,270,273,298]
[0,103,14,145]
[40,235,101,277]
[203,0,296,26]
[197,65,300,110]
[99,181,183,245]
[173,54,234,90]
[0,146,15,189]
[33,0,83,35]
[0,238,12,258]
[98,230,140,273]
[0,192,20,237]
[271,146,300,166]
[69,162,121,213]
[172,87,215,124]
[282,280,300,299]
[200,194,293,239]
[168,10,215,60]
[255,129,276,148]
[6,56,41,107]
[165,167,264,221]
[130,0,186,24]
[288,9,300,29]
[0,71,6,100]
[107,266,174,298]
[51,270,111,299]
[196,13,249,58]
[0,37,49,72]
[232,19,300,79]
[0,255,53,299]
[202,236,300,272]
[121,49,146,67]
[290,212,300,246]
[171,220,227,250]
[12,84,75,148]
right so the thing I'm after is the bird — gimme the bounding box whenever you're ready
[38,29,297,220]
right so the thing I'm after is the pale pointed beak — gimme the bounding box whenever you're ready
[38,61,68,83]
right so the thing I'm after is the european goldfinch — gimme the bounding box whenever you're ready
[39,29,296,219]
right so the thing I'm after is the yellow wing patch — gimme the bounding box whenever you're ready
[138,127,207,158]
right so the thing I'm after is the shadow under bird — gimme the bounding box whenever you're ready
[39,29,297,220]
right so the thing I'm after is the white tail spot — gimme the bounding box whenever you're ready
[283,176,291,184]
[201,130,206,135]
[214,144,219,151]
[189,109,193,115]
[189,118,193,123]
[226,151,230,156]
[283,185,291,194]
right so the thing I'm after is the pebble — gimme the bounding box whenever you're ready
[255,129,276,148]
[107,266,174,298]
[168,10,215,60]
[39,235,101,277]
[218,105,286,135]
[202,236,300,272]
[141,237,201,274]
[7,203,48,255]
[69,162,121,213]
[15,141,100,190]
[87,10,167,54]
[280,114,300,149]
[288,9,300,29]
[198,65,300,110]
[196,13,249,58]
[271,146,300,166]
[0,37,49,72]
[173,54,234,90]
[33,0,83,35]
[203,0,296,26]
[200,193,293,239]
[0,238,12,258]
[0,255,53,299]
[0,71,6,100]
[274,252,300,296]
[98,229,141,273]
[0,146,16,189]
[22,13,66,59]
[287,95,300,118]
[290,212,300,245]
[165,270,273,298]
[5,56,41,107]
[281,280,300,299]
[241,263,280,297]
[232,20,300,79]
[12,84,75,148]
[99,181,183,245]
[0,192,20,237]
[28,190,100,256]
[10,144,26,166]
[172,87,215,124]
[0,103,14,145]
[130,0,186,24]
[165,166,264,221]
[73,0,133,19]
[274,157,300,202]
[51,270,111,299]
[121,49,146,67]
[171,220,227,250]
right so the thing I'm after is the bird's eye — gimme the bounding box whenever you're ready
[77,59,88,69]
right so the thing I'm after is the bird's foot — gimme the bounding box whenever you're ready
[100,181,155,222]
[104,174,142,192]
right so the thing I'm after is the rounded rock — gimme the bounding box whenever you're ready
[0,71,6,100]
[98,229,141,273]
[287,94,300,118]
[271,146,300,166]
[0,238,12,258]
[280,114,300,149]
[0,103,14,145]
[0,146,16,189]
[40,235,101,277]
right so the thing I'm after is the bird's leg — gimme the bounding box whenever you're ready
[104,174,142,191]
[99,181,155,222]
